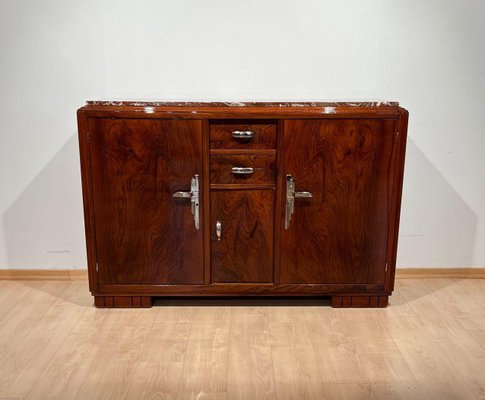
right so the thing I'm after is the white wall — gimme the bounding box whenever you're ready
[1,0,484,269]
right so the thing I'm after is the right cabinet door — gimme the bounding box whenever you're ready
[280,119,396,284]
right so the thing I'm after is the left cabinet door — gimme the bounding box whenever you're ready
[88,118,204,285]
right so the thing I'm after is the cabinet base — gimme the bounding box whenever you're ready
[92,294,389,308]
[94,296,152,308]
[331,295,389,308]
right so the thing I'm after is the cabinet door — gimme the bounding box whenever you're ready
[211,190,274,283]
[280,119,395,284]
[88,118,203,285]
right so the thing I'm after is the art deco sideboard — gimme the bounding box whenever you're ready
[77,101,408,308]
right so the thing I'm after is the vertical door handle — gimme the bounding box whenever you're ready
[172,174,200,230]
[216,220,222,240]
[285,175,312,230]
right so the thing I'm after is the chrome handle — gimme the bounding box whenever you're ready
[285,175,295,230]
[172,174,199,230]
[191,175,200,230]
[285,175,312,230]
[216,220,222,241]
[295,191,313,198]
[231,167,254,175]
[232,130,254,139]
[172,191,191,198]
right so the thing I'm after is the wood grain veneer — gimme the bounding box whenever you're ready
[210,154,276,185]
[77,101,409,307]
[209,120,276,149]
[210,190,275,283]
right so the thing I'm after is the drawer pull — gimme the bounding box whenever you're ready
[231,167,254,175]
[232,130,254,139]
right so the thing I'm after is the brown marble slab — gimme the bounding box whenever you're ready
[86,100,399,107]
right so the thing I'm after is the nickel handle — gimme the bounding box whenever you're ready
[232,130,254,139]
[295,191,313,198]
[172,174,200,230]
[285,175,312,230]
[231,167,254,175]
[216,220,222,241]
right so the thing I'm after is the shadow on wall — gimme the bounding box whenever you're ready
[3,134,87,269]
[1,135,478,270]
[398,139,477,267]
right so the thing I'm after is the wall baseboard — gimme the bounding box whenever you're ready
[0,269,88,281]
[0,268,484,281]
[396,268,485,279]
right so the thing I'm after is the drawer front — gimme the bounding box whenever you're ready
[210,122,276,149]
[210,155,276,185]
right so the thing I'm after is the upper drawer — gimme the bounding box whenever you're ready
[210,121,277,149]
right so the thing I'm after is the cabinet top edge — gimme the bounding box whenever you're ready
[78,101,407,118]
[84,100,399,108]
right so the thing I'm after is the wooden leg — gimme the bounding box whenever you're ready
[94,296,153,308]
[331,295,389,308]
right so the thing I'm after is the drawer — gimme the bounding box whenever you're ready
[210,121,276,149]
[210,155,276,185]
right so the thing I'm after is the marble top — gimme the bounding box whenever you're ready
[86,101,399,107]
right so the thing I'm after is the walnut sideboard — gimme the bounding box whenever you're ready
[77,101,408,308]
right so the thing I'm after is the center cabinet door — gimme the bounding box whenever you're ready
[88,118,204,285]
[280,119,396,284]
[211,190,274,283]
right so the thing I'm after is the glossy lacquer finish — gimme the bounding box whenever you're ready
[211,190,274,283]
[88,118,204,285]
[210,121,277,149]
[210,154,276,185]
[280,119,395,284]
[78,102,408,308]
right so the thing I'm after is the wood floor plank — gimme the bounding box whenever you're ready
[0,279,485,399]
[356,352,417,385]
[153,303,199,324]
[305,308,367,383]
[175,392,226,400]
[25,305,122,399]
[178,317,230,393]
[424,278,485,330]
[268,306,327,400]
[140,316,193,363]
[0,281,35,322]
[389,279,478,400]
[340,309,401,354]
[466,279,485,308]
[369,383,429,400]
[468,328,485,348]
[323,383,374,400]
[0,281,87,398]
[226,311,276,400]
[403,279,485,399]
[0,281,70,361]
[75,308,157,400]
[125,361,184,399]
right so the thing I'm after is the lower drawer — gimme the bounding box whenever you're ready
[210,154,276,185]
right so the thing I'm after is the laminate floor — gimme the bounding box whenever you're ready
[1,278,485,399]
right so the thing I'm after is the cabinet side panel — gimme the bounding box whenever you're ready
[386,109,409,291]
[77,111,98,292]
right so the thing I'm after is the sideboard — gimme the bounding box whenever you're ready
[77,101,408,308]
